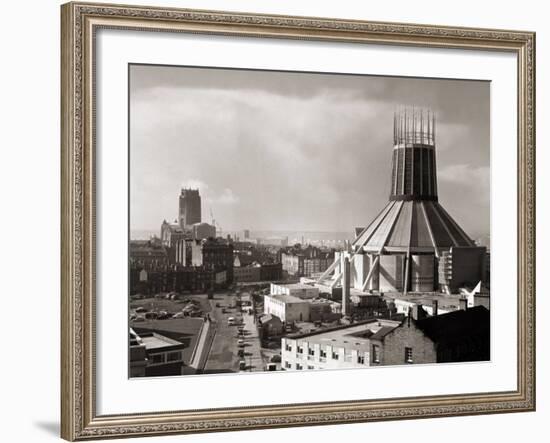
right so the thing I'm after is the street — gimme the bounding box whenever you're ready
[203,292,265,374]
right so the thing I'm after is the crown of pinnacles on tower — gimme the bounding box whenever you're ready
[354,106,475,255]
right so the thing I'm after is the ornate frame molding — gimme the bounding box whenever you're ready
[61,2,535,440]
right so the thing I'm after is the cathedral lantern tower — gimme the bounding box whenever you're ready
[390,108,437,201]
[318,107,487,296]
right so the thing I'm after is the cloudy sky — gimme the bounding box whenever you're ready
[130,64,490,239]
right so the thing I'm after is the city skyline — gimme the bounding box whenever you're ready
[130,65,490,238]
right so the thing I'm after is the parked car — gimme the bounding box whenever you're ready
[145,312,158,320]
[134,307,147,313]
[228,317,235,326]
[172,312,185,319]
[133,316,145,322]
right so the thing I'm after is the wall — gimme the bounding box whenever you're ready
[0,1,547,443]
[381,320,437,366]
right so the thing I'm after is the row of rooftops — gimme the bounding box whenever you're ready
[284,306,489,348]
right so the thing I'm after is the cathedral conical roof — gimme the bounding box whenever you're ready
[353,200,475,254]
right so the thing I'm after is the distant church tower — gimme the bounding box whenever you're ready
[179,188,201,229]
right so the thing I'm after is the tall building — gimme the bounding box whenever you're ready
[319,108,486,295]
[179,188,201,229]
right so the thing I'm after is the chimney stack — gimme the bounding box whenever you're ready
[342,256,351,317]
[432,299,439,316]
[459,297,468,311]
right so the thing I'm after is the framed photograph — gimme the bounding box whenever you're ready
[61,2,536,440]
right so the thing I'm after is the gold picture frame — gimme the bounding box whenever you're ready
[61,2,536,440]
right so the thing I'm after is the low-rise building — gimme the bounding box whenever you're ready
[130,239,169,269]
[281,246,335,277]
[281,306,490,371]
[282,319,402,371]
[191,238,234,283]
[191,222,216,240]
[260,262,283,281]
[129,328,186,377]
[234,265,262,283]
[258,314,284,337]
[129,264,229,295]
[264,294,311,323]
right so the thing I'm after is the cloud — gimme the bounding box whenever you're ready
[439,164,490,189]
[130,66,489,237]
[213,188,240,205]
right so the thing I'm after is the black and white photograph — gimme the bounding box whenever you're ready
[128,64,491,377]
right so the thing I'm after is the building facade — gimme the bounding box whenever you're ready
[281,306,489,371]
[191,238,234,284]
[129,239,169,269]
[281,246,334,277]
[281,319,402,371]
[130,328,186,377]
[129,264,228,295]
[233,265,262,283]
[191,222,216,240]
[263,294,311,323]
[270,283,319,299]
[179,188,201,229]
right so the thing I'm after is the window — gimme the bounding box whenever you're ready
[284,361,291,369]
[308,347,315,356]
[296,363,303,370]
[297,346,303,354]
[331,351,339,360]
[307,365,314,370]
[320,349,327,358]
[167,351,182,362]
[357,355,365,364]
[150,353,164,364]
[405,347,413,363]
[285,343,292,352]
[372,345,380,363]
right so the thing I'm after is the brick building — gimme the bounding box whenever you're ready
[281,306,489,371]
[281,245,335,277]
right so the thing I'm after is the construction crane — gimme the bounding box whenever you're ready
[209,207,221,236]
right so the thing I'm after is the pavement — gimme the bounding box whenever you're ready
[239,309,265,372]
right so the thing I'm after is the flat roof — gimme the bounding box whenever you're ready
[266,293,307,304]
[140,333,183,350]
[287,319,401,350]
[273,283,317,290]
[382,293,466,311]
[132,318,203,361]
